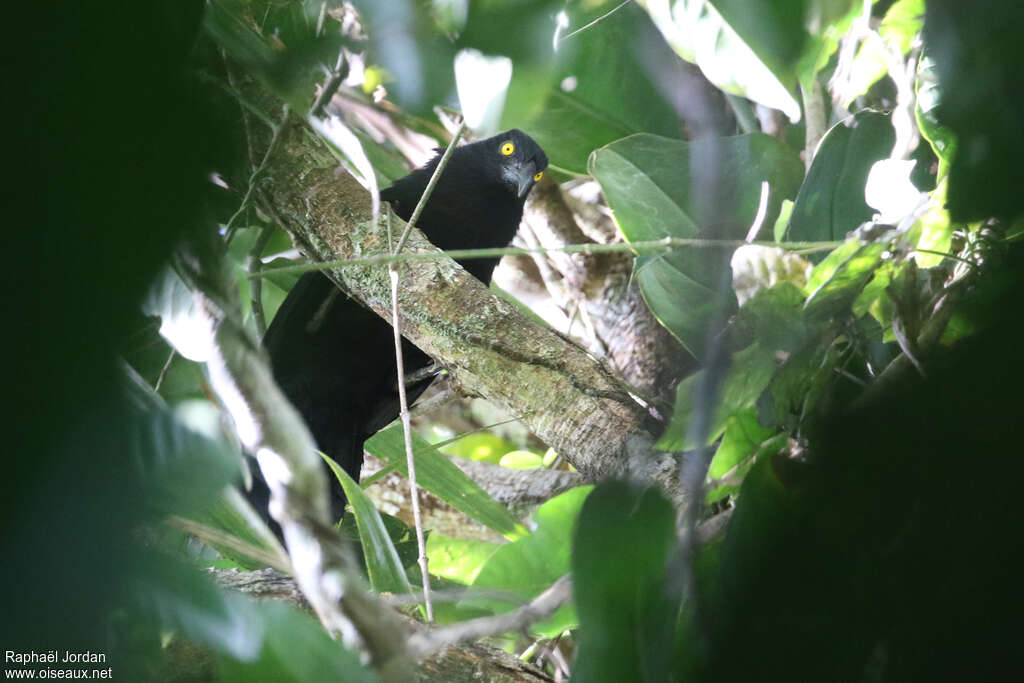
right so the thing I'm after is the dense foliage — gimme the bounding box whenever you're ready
[7,1,1024,681]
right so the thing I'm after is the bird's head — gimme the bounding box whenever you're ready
[483,129,549,200]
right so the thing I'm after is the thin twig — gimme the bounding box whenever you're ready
[389,265,433,622]
[248,237,845,279]
[311,51,346,118]
[225,104,290,244]
[154,347,176,392]
[554,0,632,47]
[801,79,826,170]
[406,575,573,658]
[385,124,470,621]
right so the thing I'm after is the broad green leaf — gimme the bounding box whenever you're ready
[709,410,777,480]
[706,420,787,504]
[219,601,373,683]
[135,559,263,661]
[640,0,860,120]
[366,425,527,539]
[438,431,516,464]
[766,339,841,430]
[425,533,501,585]
[571,481,678,683]
[204,0,344,114]
[199,489,286,571]
[731,281,810,352]
[657,343,778,451]
[908,178,955,268]
[463,486,594,637]
[469,1,685,173]
[499,450,545,469]
[915,53,956,177]
[590,132,803,357]
[786,111,895,243]
[324,455,413,598]
[638,0,801,120]
[852,259,896,328]
[837,0,924,105]
[804,242,887,323]
[124,390,239,519]
[715,0,862,88]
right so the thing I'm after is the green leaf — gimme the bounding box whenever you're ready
[204,0,344,113]
[219,601,373,683]
[839,0,925,105]
[915,53,956,177]
[732,281,811,352]
[657,343,778,451]
[462,486,594,638]
[459,1,685,173]
[908,178,955,268]
[425,533,501,585]
[804,241,887,323]
[590,132,803,357]
[766,339,842,430]
[706,416,787,504]
[135,559,264,661]
[639,1,860,119]
[787,111,896,243]
[571,481,678,683]
[324,455,414,598]
[638,0,801,120]
[366,425,527,539]
[852,259,896,328]
[709,410,778,480]
[199,489,285,571]
[438,431,515,464]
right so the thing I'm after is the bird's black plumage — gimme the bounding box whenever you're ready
[253,130,548,529]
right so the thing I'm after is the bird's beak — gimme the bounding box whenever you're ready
[504,160,538,199]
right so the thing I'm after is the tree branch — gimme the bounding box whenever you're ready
[184,262,414,680]
[251,110,678,499]
[407,575,573,659]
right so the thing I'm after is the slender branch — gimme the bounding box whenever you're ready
[801,79,826,170]
[389,265,433,621]
[406,575,574,659]
[554,0,632,47]
[183,261,413,679]
[311,52,347,118]
[154,347,176,392]
[385,122,469,621]
[249,237,845,279]
[225,104,290,244]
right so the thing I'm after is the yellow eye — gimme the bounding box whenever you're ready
[500,141,515,156]
[533,171,543,182]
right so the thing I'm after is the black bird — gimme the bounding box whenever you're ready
[255,129,548,529]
